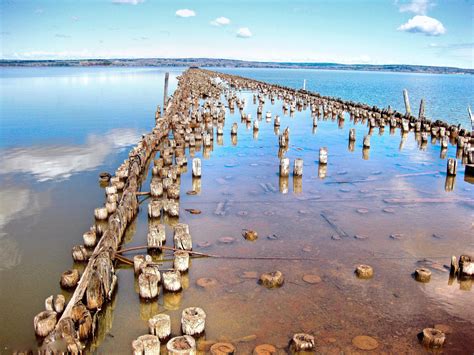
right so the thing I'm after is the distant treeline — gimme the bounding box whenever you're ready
[1,58,472,75]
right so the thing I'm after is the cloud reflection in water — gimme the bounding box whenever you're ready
[0,128,140,182]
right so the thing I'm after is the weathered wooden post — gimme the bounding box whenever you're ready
[403,89,411,116]
[293,158,303,176]
[138,272,160,299]
[319,147,328,165]
[167,335,196,355]
[173,251,190,272]
[468,105,474,130]
[163,72,169,108]
[163,270,182,292]
[192,158,201,178]
[132,334,160,355]
[447,158,457,176]
[363,135,371,148]
[280,158,290,177]
[418,99,425,119]
[149,314,171,340]
[181,307,206,336]
[290,333,315,353]
[349,128,356,142]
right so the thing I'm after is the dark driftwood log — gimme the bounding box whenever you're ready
[71,302,93,340]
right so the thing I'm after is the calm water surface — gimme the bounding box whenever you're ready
[0,67,473,353]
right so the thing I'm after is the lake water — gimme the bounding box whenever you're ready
[0,67,473,353]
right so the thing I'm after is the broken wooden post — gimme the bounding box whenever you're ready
[279,158,290,177]
[173,251,190,272]
[319,147,328,165]
[231,122,238,135]
[363,135,371,148]
[403,89,411,116]
[149,314,171,341]
[274,115,280,127]
[447,158,457,176]
[192,158,201,178]
[163,270,182,292]
[421,328,445,349]
[60,269,80,289]
[414,268,431,283]
[355,265,373,279]
[290,333,315,353]
[148,224,166,250]
[163,72,169,108]
[349,128,356,142]
[418,99,425,119]
[132,334,161,355]
[167,335,196,355]
[293,158,303,176]
[468,105,473,131]
[34,311,57,337]
[138,272,160,299]
[181,307,206,336]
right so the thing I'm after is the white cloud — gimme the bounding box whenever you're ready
[397,0,432,15]
[236,27,252,38]
[175,9,196,18]
[398,15,446,36]
[71,16,79,21]
[211,17,230,26]
[112,0,144,4]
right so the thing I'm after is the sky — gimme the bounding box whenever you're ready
[0,0,473,68]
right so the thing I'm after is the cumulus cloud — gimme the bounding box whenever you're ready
[176,9,196,18]
[210,17,230,26]
[398,15,446,36]
[112,0,144,4]
[397,0,432,15]
[236,27,252,38]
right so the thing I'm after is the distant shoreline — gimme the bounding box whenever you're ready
[1,58,472,75]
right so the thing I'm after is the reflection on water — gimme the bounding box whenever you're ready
[0,128,140,182]
[1,68,473,353]
[0,186,45,270]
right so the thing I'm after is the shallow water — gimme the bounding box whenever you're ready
[0,67,473,353]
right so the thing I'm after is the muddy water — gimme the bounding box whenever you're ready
[101,90,473,353]
[1,69,473,354]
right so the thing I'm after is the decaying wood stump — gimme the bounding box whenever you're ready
[60,269,80,289]
[293,158,303,177]
[210,342,236,354]
[290,333,315,352]
[34,310,57,337]
[163,270,182,292]
[319,147,328,165]
[138,272,160,299]
[149,314,171,340]
[148,224,166,250]
[167,335,196,355]
[192,158,201,178]
[132,334,161,355]
[414,268,431,283]
[174,251,190,272]
[355,264,374,279]
[71,302,93,340]
[259,271,284,288]
[181,307,206,336]
[421,328,445,348]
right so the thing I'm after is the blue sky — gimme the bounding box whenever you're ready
[1,0,473,68]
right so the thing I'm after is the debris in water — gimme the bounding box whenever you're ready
[185,208,201,215]
[197,241,212,248]
[266,234,279,240]
[237,210,248,216]
[389,233,404,240]
[186,190,198,195]
[354,234,368,240]
[356,208,369,214]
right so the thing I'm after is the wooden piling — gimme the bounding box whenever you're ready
[403,89,411,116]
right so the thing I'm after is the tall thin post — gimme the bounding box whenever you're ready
[468,105,474,131]
[303,79,306,90]
[403,89,411,116]
[418,98,425,119]
[163,72,169,108]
